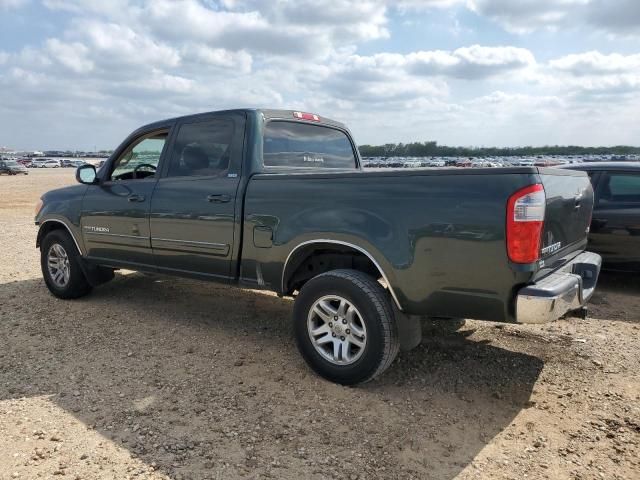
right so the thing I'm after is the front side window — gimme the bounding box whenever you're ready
[263,121,356,169]
[110,133,167,181]
[598,173,640,206]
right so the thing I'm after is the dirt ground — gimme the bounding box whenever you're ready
[1,169,639,480]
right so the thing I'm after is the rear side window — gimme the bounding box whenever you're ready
[263,121,356,169]
[166,118,235,178]
[598,173,640,205]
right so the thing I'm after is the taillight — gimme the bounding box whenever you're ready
[293,111,320,121]
[506,184,546,264]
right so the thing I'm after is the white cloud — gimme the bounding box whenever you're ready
[586,0,640,35]
[407,45,535,78]
[469,91,564,111]
[78,20,181,68]
[182,45,253,73]
[573,75,640,95]
[46,39,94,73]
[393,0,465,10]
[0,0,28,9]
[2,0,640,149]
[323,45,535,96]
[42,0,133,17]
[468,0,640,36]
[550,51,640,76]
[547,51,640,96]
[468,0,589,33]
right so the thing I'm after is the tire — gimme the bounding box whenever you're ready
[293,269,400,385]
[40,229,92,299]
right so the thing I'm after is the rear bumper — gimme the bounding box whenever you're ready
[516,251,602,324]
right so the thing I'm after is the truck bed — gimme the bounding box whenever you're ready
[241,166,591,322]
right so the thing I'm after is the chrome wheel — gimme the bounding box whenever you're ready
[307,295,367,365]
[47,243,70,288]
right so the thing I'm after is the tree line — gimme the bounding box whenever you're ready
[358,141,640,158]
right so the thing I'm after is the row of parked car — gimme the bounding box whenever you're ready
[26,158,89,168]
[0,158,94,175]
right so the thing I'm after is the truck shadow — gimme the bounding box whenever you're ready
[1,273,543,479]
[588,271,640,323]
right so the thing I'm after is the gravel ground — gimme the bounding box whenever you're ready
[1,169,639,480]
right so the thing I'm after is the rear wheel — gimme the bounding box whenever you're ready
[41,230,92,299]
[293,269,399,385]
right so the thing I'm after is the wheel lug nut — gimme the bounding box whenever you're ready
[340,336,345,341]
[332,333,336,337]
[334,316,338,321]
[342,319,347,324]
[346,329,350,334]
[329,322,333,327]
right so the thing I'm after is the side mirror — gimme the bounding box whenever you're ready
[76,164,98,185]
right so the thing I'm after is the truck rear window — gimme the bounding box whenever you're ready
[263,121,356,169]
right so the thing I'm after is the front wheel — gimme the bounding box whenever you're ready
[293,269,400,385]
[41,230,92,299]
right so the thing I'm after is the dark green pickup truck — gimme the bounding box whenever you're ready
[35,109,601,384]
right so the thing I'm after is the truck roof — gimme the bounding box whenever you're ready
[136,108,347,134]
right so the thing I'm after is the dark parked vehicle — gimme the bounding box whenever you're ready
[61,159,86,168]
[62,159,88,168]
[35,109,601,384]
[16,158,33,168]
[0,159,29,175]
[561,162,640,271]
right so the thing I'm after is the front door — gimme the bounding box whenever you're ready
[80,129,170,268]
[149,113,245,280]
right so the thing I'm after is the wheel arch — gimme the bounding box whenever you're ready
[281,239,403,311]
[37,219,84,255]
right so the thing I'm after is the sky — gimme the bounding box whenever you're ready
[1,0,640,150]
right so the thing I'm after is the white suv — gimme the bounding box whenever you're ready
[42,159,61,168]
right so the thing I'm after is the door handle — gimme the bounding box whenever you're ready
[127,194,145,202]
[207,194,231,203]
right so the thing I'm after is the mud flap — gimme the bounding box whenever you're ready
[80,260,115,287]
[393,305,422,352]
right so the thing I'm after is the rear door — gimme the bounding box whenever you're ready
[589,171,640,270]
[149,112,245,280]
[538,170,594,260]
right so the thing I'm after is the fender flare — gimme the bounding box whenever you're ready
[37,218,85,255]
[281,239,403,311]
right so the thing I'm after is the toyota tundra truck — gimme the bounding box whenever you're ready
[35,109,601,385]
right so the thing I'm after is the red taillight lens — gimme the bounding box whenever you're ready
[293,111,320,121]
[506,184,546,264]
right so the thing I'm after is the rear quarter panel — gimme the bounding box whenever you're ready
[241,169,539,322]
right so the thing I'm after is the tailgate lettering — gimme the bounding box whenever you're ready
[541,241,562,256]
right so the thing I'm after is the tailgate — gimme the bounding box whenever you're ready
[538,168,593,260]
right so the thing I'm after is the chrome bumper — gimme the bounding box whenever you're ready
[516,251,602,324]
